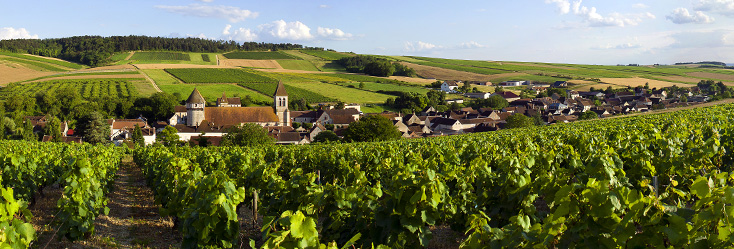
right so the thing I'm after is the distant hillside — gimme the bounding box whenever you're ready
[0,36,326,67]
[675,61,727,66]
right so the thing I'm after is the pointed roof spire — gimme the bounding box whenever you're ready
[274,81,288,97]
[187,88,206,104]
[222,92,227,99]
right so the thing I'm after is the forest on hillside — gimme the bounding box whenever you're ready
[0,36,325,67]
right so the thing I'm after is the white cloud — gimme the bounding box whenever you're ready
[668,29,734,48]
[155,4,258,23]
[545,0,654,27]
[695,0,734,16]
[319,5,329,8]
[222,24,232,35]
[459,41,486,49]
[545,0,571,14]
[195,0,214,2]
[258,20,313,40]
[595,43,642,49]
[316,27,353,40]
[632,3,649,9]
[404,41,486,52]
[666,8,714,24]
[404,41,442,52]
[0,27,38,40]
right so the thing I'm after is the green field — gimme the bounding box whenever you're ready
[0,79,138,100]
[0,52,84,69]
[20,71,142,83]
[143,69,272,104]
[222,51,300,60]
[339,82,429,94]
[239,82,336,103]
[299,50,351,60]
[130,52,191,61]
[286,82,393,104]
[109,52,131,61]
[276,60,319,71]
[165,68,277,84]
[0,55,71,72]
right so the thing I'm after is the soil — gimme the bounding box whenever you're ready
[131,64,238,69]
[655,76,702,84]
[30,158,182,248]
[29,74,145,83]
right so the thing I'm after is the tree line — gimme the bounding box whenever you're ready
[337,55,416,77]
[0,36,326,67]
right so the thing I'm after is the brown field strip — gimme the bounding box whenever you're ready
[29,74,145,83]
[687,72,734,81]
[220,59,282,69]
[399,62,525,81]
[132,64,237,69]
[599,77,680,88]
[0,64,54,85]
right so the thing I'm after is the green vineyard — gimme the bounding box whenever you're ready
[164,68,278,84]
[0,79,138,100]
[6,103,734,248]
[238,82,337,103]
[133,103,734,248]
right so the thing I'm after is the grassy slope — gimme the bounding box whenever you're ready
[142,69,272,103]
[276,59,320,71]
[0,52,84,69]
[282,50,346,72]
[113,52,218,65]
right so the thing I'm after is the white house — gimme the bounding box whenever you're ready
[464,92,491,99]
[500,81,526,86]
[441,81,460,93]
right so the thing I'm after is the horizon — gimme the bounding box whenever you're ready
[2,0,733,65]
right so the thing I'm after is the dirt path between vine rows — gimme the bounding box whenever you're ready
[31,158,181,248]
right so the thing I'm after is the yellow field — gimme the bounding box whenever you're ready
[219,59,282,69]
[0,64,54,85]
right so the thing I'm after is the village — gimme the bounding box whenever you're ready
[23,79,712,146]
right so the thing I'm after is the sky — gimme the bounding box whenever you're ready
[1,0,733,65]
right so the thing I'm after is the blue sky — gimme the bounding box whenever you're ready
[1,0,733,65]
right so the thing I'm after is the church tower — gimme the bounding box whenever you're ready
[186,88,206,127]
[273,81,290,126]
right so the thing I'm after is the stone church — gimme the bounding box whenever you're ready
[169,81,291,128]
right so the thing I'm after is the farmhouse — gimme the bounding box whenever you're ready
[441,81,460,93]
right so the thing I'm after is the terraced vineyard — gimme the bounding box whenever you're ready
[0,52,84,70]
[165,68,277,84]
[0,79,138,100]
[222,51,300,60]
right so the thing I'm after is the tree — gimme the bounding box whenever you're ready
[363,60,395,77]
[470,95,508,110]
[427,90,446,107]
[131,124,144,147]
[324,124,335,131]
[156,126,180,146]
[312,130,340,143]
[342,115,401,142]
[302,122,313,130]
[221,123,274,147]
[505,113,534,129]
[335,102,345,110]
[292,122,302,129]
[680,95,688,103]
[494,86,505,93]
[77,111,110,144]
[359,82,365,89]
[579,111,598,120]
[44,116,63,142]
[547,87,566,97]
[193,133,210,147]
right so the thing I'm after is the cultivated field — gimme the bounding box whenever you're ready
[219,58,284,69]
[0,63,54,85]
[338,81,430,94]
[165,68,277,84]
[276,60,319,71]
[599,77,682,88]
[398,62,524,82]
[286,82,393,103]
[222,51,300,60]
[0,79,139,100]
[687,72,734,82]
[143,69,272,103]
[130,52,191,61]
[298,50,351,60]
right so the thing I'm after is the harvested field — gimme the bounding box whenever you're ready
[132,64,237,69]
[0,64,54,85]
[687,72,734,81]
[573,83,627,91]
[220,59,282,69]
[78,64,136,72]
[255,68,330,74]
[599,77,678,88]
[400,62,525,81]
